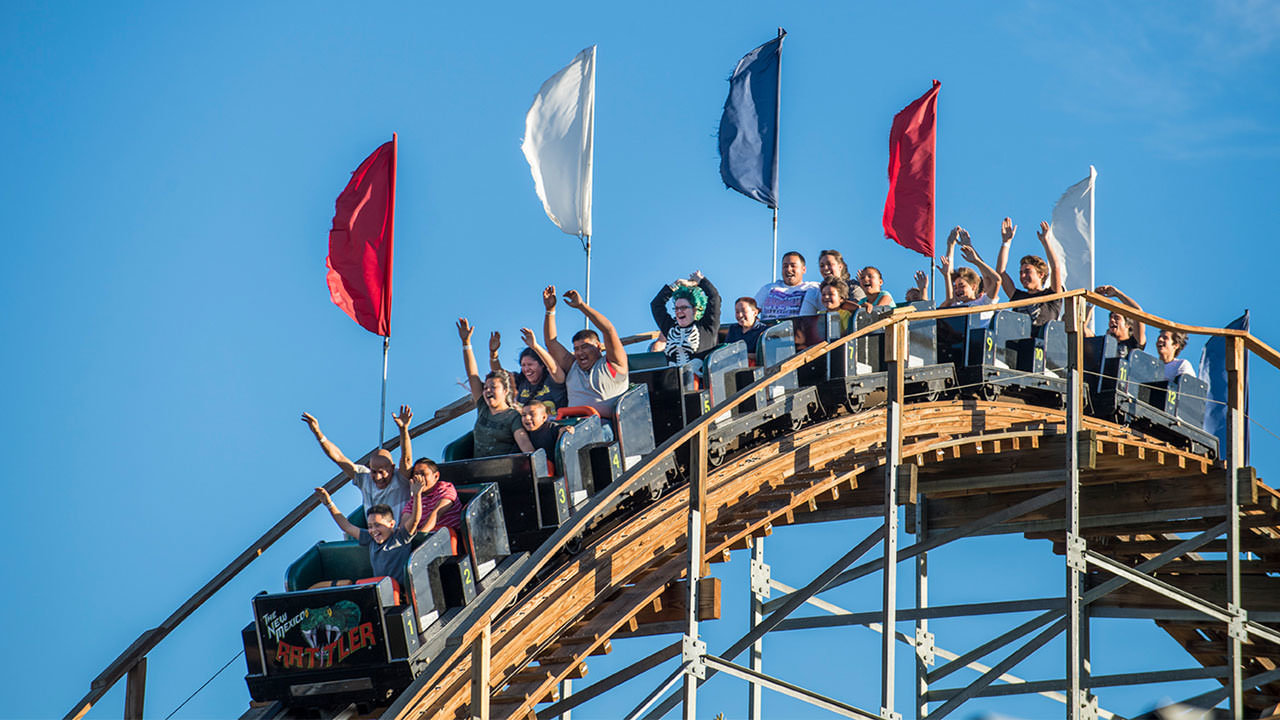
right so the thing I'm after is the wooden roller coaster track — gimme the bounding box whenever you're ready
[68,291,1280,720]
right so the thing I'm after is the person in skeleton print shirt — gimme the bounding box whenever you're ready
[650,271,722,370]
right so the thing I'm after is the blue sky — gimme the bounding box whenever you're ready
[4,2,1280,718]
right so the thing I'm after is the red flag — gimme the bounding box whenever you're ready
[883,80,940,258]
[326,137,396,336]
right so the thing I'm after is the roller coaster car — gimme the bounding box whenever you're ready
[1084,337,1219,457]
[813,304,955,414]
[242,483,510,708]
[948,310,1067,406]
[700,321,820,466]
[438,450,569,553]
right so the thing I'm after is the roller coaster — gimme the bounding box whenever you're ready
[67,290,1280,720]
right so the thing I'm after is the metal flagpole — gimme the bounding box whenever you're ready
[381,132,397,449]
[771,27,784,283]
[379,337,389,448]
[584,233,592,329]
[584,234,591,304]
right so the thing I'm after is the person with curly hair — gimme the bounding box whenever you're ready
[651,271,722,368]
[457,318,534,458]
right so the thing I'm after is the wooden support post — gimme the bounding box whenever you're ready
[123,657,145,720]
[1064,296,1088,719]
[883,320,905,720]
[1226,335,1245,719]
[748,537,766,720]
[683,428,708,720]
[471,623,491,720]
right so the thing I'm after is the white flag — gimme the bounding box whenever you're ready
[522,46,595,237]
[1046,166,1096,293]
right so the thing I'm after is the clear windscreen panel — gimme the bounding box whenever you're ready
[461,483,510,580]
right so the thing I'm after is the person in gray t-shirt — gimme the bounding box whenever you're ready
[302,405,415,516]
[542,285,630,418]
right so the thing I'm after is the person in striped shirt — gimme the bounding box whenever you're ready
[399,457,462,535]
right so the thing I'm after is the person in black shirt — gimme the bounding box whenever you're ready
[1085,284,1147,355]
[651,271,722,368]
[996,217,1064,326]
[726,296,767,354]
[520,402,571,462]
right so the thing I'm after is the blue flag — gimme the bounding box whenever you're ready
[1199,311,1250,464]
[718,32,785,208]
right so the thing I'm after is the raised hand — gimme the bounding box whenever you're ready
[542,286,557,312]
[393,404,412,429]
[947,226,962,245]
[301,412,320,432]
[958,227,972,246]
[1037,221,1051,242]
[914,270,928,290]
[688,270,705,283]
[457,318,474,344]
[1001,217,1017,242]
[489,331,501,355]
[314,487,334,506]
[959,243,979,263]
[520,327,537,346]
[939,254,953,274]
[1094,285,1118,297]
[563,289,584,309]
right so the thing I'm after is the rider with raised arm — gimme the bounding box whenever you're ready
[542,285,630,419]
[301,405,414,516]
[458,319,534,458]
[650,270,722,368]
[488,327,567,412]
[996,217,1065,326]
[940,225,1002,327]
[1085,285,1147,355]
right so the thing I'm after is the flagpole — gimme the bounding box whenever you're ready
[772,27,785,283]
[584,233,592,326]
[379,337,389,447]
[380,132,398,448]
[771,209,778,282]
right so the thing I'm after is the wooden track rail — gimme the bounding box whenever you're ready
[387,400,1280,719]
[64,294,1280,719]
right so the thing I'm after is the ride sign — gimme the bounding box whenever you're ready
[253,586,389,674]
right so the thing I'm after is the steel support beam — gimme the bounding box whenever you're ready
[765,486,1069,615]
[640,525,887,720]
[883,319,905,719]
[769,579,1117,719]
[748,537,766,720]
[682,428,708,720]
[705,654,883,720]
[927,521,1225,687]
[915,497,930,720]
[928,618,1068,720]
[1226,335,1245,718]
[926,665,1232,701]
[539,642,681,719]
[1065,295,1089,719]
